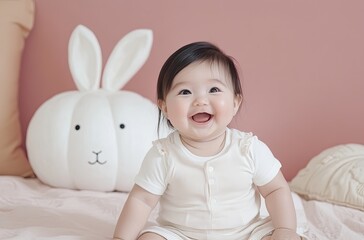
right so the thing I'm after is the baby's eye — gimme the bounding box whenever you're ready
[209,87,221,93]
[178,89,191,95]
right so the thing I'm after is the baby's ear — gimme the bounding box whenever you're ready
[157,100,168,117]
[233,94,243,114]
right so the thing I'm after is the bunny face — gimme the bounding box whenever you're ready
[26,25,162,192]
[27,90,159,191]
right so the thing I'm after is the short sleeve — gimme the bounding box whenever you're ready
[250,137,282,186]
[134,143,171,195]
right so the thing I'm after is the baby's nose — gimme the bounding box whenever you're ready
[193,96,208,106]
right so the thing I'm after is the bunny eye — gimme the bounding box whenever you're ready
[119,123,125,129]
[75,125,81,131]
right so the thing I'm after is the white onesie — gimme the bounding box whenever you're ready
[135,128,282,240]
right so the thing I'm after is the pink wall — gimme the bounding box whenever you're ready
[19,0,364,180]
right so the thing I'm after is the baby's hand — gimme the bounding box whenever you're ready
[271,228,301,240]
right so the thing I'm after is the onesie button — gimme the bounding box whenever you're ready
[208,166,214,172]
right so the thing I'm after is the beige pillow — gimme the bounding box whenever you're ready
[290,144,364,211]
[0,0,34,177]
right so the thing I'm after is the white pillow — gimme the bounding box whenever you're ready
[290,144,364,211]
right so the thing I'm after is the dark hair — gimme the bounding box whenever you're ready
[157,41,243,130]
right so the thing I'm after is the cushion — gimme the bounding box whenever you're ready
[290,143,364,211]
[0,0,34,177]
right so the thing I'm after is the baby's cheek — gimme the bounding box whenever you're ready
[215,99,236,116]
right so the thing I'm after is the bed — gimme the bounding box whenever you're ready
[2,144,364,239]
[1,144,364,240]
[0,166,363,240]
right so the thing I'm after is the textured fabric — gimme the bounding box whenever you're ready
[0,0,34,177]
[135,128,282,238]
[300,196,364,240]
[290,143,364,211]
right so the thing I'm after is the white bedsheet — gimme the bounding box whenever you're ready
[300,197,364,240]
[0,176,125,239]
[0,176,362,240]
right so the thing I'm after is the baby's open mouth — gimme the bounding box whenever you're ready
[192,112,212,123]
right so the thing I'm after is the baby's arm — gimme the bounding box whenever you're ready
[113,184,160,240]
[257,170,300,240]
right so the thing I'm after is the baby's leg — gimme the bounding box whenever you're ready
[138,232,166,240]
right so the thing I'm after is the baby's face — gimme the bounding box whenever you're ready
[160,61,241,142]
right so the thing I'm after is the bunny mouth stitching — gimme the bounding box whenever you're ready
[88,159,107,165]
[88,151,107,165]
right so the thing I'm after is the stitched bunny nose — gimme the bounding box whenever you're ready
[92,151,102,161]
[89,150,106,165]
[92,151,102,156]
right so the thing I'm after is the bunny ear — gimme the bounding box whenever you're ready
[102,29,153,91]
[68,25,102,91]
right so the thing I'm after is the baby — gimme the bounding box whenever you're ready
[113,41,303,240]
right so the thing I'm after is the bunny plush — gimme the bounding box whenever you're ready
[26,25,165,192]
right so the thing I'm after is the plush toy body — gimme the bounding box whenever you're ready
[27,25,162,192]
